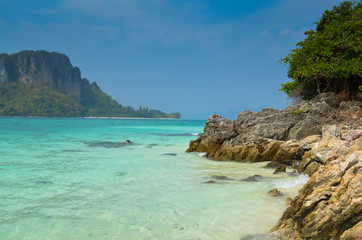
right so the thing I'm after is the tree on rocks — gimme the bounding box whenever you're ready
[280,1,362,100]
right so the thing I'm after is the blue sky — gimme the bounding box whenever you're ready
[0,0,343,119]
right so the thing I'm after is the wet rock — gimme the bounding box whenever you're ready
[273,164,286,174]
[203,180,217,184]
[240,175,264,182]
[268,188,283,197]
[211,175,234,181]
[288,170,299,177]
[264,161,278,169]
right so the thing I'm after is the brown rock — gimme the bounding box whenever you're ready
[340,221,362,240]
[271,151,362,239]
[268,188,283,197]
[285,197,293,206]
[273,164,286,174]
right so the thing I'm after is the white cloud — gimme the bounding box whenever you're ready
[0,17,8,27]
[279,29,291,36]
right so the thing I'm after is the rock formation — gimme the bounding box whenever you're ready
[0,50,180,118]
[0,50,83,98]
[187,93,361,176]
[187,93,361,239]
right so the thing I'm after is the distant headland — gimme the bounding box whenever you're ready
[0,50,180,118]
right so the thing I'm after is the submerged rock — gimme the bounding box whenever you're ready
[163,153,177,156]
[36,180,53,185]
[211,175,234,181]
[240,175,265,182]
[87,140,133,148]
[203,180,217,184]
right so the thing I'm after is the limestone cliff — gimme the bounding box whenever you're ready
[187,93,361,239]
[0,50,180,118]
[0,50,83,98]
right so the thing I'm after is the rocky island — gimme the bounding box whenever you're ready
[0,50,180,118]
[188,2,361,239]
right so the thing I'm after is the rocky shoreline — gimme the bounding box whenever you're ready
[186,93,361,239]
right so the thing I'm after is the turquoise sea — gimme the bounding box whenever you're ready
[0,118,308,240]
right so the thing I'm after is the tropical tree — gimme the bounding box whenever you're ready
[280,1,362,99]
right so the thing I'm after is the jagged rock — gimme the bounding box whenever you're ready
[285,197,293,206]
[271,151,362,239]
[187,93,361,167]
[264,161,278,169]
[0,50,82,98]
[186,93,361,239]
[273,164,286,174]
[340,221,362,240]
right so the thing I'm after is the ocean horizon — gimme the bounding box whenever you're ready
[0,117,308,240]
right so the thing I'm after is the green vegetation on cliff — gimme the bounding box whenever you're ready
[280,1,362,99]
[0,82,181,118]
[0,51,180,118]
[0,82,85,117]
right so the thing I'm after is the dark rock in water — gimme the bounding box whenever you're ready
[211,175,234,181]
[203,180,218,184]
[273,164,286,174]
[268,188,283,197]
[147,143,158,148]
[36,180,53,185]
[240,175,264,182]
[163,153,177,156]
[87,140,133,148]
[264,162,278,169]
[62,149,86,153]
[116,171,128,176]
[288,170,299,176]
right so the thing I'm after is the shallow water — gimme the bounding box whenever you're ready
[0,117,307,240]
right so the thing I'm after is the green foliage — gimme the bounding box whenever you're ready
[0,83,85,117]
[287,107,306,115]
[280,1,362,99]
[0,82,181,118]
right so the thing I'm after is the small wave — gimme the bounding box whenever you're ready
[197,152,207,157]
[190,133,201,136]
[273,174,309,189]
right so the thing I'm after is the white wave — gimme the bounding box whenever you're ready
[191,133,200,136]
[197,152,207,157]
[273,174,309,189]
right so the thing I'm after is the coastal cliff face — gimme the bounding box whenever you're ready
[0,50,180,118]
[187,93,361,175]
[0,50,83,98]
[187,93,361,239]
